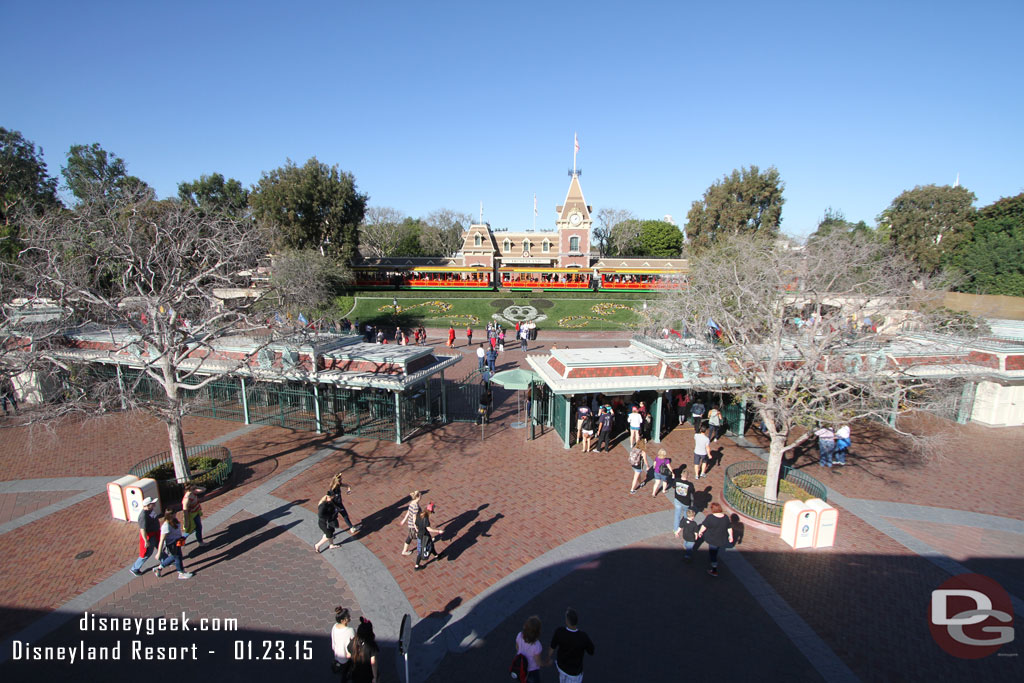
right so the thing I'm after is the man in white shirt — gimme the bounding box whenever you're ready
[693,426,711,479]
[476,344,486,371]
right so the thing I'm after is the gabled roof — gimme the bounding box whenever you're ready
[555,173,591,222]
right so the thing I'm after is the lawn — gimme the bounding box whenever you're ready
[339,294,650,331]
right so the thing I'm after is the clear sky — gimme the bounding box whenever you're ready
[3,0,1022,237]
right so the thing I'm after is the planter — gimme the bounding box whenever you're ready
[129,444,232,504]
[723,461,827,526]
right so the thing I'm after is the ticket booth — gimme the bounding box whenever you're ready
[125,478,161,522]
[780,500,817,549]
[805,498,838,548]
[107,475,139,521]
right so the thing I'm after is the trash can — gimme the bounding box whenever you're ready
[125,478,161,522]
[107,475,139,521]
[805,498,838,548]
[780,500,817,549]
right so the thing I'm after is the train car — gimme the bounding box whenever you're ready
[498,267,592,291]
[351,265,494,290]
[406,266,494,289]
[597,268,684,291]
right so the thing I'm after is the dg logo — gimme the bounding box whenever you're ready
[929,573,1014,659]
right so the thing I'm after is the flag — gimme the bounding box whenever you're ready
[707,317,720,330]
[533,194,538,216]
[574,132,580,154]
[297,312,308,326]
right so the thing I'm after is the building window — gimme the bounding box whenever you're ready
[543,240,550,253]
[474,234,481,247]
[569,236,580,252]
[523,239,531,251]
[503,239,511,252]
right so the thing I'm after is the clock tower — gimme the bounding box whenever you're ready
[555,170,592,268]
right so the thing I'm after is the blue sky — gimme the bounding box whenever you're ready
[3,0,1022,237]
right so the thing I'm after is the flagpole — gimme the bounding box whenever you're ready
[533,193,537,231]
[573,132,577,174]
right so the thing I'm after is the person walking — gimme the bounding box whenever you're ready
[417,326,426,345]
[314,494,342,553]
[128,497,160,576]
[677,508,699,560]
[466,325,473,347]
[154,510,194,579]
[575,403,591,447]
[707,405,723,442]
[671,467,694,534]
[476,343,486,371]
[548,607,594,683]
[815,425,836,471]
[689,397,705,429]
[347,618,379,683]
[399,490,422,555]
[835,424,851,466]
[595,406,613,453]
[328,473,361,535]
[651,449,672,497]
[580,411,596,453]
[1,375,17,415]
[697,502,734,576]
[515,615,547,683]
[331,606,355,681]
[520,326,529,352]
[486,346,497,373]
[693,425,711,480]
[498,327,506,353]
[414,502,443,570]
[447,325,456,348]
[626,406,643,447]
[181,485,206,549]
[628,446,650,494]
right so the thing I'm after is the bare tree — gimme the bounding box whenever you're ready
[271,248,350,317]
[10,193,276,481]
[648,232,941,501]
[421,208,471,257]
[360,206,406,258]
[595,208,634,257]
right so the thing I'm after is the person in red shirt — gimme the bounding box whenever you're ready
[447,326,456,348]
[466,326,473,346]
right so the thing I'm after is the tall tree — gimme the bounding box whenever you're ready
[807,207,875,244]
[421,208,471,257]
[685,165,785,252]
[649,232,930,502]
[62,143,154,204]
[635,219,684,257]
[0,127,61,260]
[13,192,273,482]
[594,208,634,257]
[879,184,976,275]
[178,172,250,218]
[250,157,367,261]
[945,193,1024,296]
[360,206,406,258]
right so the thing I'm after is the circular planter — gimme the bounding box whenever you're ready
[723,461,827,527]
[129,444,232,503]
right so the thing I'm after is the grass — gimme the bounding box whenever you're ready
[731,474,816,502]
[340,295,649,330]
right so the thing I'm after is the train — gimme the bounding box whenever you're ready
[349,264,686,292]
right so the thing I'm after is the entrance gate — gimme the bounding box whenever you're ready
[445,368,486,422]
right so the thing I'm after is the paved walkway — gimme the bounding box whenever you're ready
[1,335,1022,681]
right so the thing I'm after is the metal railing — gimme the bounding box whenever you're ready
[723,460,827,526]
[129,444,232,503]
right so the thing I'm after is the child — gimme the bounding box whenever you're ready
[676,508,699,561]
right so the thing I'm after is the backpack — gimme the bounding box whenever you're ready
[628,447,644,468]
[582,415,595,432]
[509,653,529,680]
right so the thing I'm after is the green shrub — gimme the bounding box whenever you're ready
[732,474,815,501]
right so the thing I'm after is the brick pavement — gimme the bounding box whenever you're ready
[2,333,1023,681]
[0,490,77,524]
